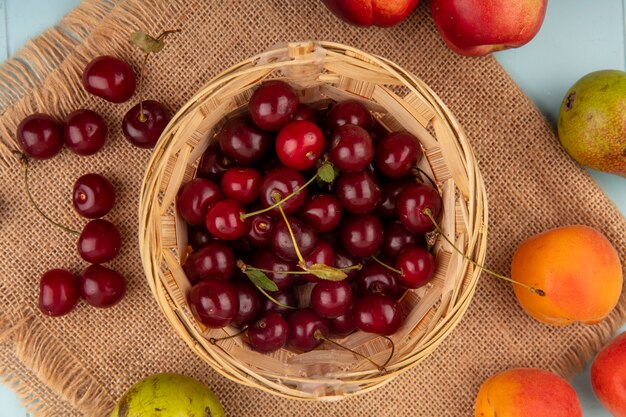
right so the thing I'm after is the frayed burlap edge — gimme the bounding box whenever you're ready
[0,1,623,416]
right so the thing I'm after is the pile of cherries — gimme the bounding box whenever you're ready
[178,80,443,355]
[17,35,176,316]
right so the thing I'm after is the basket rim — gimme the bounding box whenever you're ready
[138,40,489,400]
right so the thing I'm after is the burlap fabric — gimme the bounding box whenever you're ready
[0,1,624,416]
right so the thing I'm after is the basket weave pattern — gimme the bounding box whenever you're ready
[139,41,487,399]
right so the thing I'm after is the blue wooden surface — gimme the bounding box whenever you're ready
[0,1,624,416]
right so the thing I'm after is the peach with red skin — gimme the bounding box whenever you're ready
[474,368,583,417]
[591,332,626,417]
[511,225,622,326]
[321,0,420,27]
[430,0,548,57]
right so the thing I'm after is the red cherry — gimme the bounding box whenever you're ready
[221,167,262,205]
[259,167,308,215]
[232,280,262,328]
[82,55,136,103]
[245,213,275,247]
[72,173,116,219]
[356,262,404,298]
[197,144,233,181]
[205,199,250,240]
[340,214,383,258]
[63,109,108,156]
[247,311,289,353]
[218,116,272,165]
[354,293,402,335]
[297,193,343,233]
[261,287,298,317]
[301,239,335,283]
[275,120,325,170]
[183,241,236,284]
[381,221,423,259]
[311,280,353,318]
[336,171,382,215]
[329,124,374,173]
[79,264,126,308]
[249,80,299,131]
[396,245,436,289]
[177,178,223,227]
[328,306,357,337]
[323,100,373,133]
[374,132,422,178]
[38,269,80,316]
[287,308,329,352]
[293,103,318,123]
[77,219,121,263]
[122,100,170,148]
[188,280,239,328]
[187,226,212,251]
[17,113,63,160]
[397,183,443,234]
[250,248,296,291]
[270,216,318,261]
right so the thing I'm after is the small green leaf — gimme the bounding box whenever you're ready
[129,31,165,53]
[317,163,336,184]
[245,269,279,292]
[307,264,347,281]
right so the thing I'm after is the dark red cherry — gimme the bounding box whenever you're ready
[297,193,342,233]
[221,167,262,205]
[77,219,121,263]
[232,280,262,327]
[323,100,373,133]
[197,144,233,181]
[187,226,212,251]
[218,116,272,165]
[261,287,298,317]
[247,311,289,353]
[250,248,296,291]
[378,178,413,218]
[340,214,383,258]
[336,171,382,215]
[38,269,80,316]
[188,279,239,328]
[329,124,374,173]
[287,308,329,352]
[245,213,275,247]
[82,55,136,103]
[72,173,116,219]
[354,293,402,335]
[177,178,223,227]
[259,167,307,215]
[293,103,318,123]
[275,120,325,171]
[271,216,318,261]
[17,113,63,160]
[381,221,423,259]
[122,100,170,148]
[356,262,403,298]
[78,264,126,308]
[397,183,442,234]
[396,245,436,289]
[375,132,422,178]
[249,80,299,131]
[329,307,357,337]
[205,199,250,240]
[311,280,353,318]
[63,109,108,156]
[183,240,236,284]
[333,247,361,281]
[301,240,335,282]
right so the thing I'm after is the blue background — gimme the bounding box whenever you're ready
[0,0,624,416]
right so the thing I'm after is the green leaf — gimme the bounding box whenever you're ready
[306,264,347,281]
[129,31,165,53]
[245,269,279,292]
[317,163,336,184]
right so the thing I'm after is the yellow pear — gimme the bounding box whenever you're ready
[557,70,626,177]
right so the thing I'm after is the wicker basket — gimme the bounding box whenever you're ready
[138,41,488,400]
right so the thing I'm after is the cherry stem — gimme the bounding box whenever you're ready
[314,330,394,374]
[21,157,79,236]
[245,264,362,275]
[415,167,437,189]
[241,174,319,220]
[276,201,306,264]
[209,326,248,345]
[422,209,546,297]
[257,286,297,310]
[371,255,403,275]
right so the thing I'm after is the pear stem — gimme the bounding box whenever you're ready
[422,209,545,297]
[242,174,318,220]
[22,157,79,236]
[371,255,403,275]
[314,331,394,374]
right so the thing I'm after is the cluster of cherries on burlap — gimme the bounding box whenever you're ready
[179,80,443,355]
[16,33,175,317]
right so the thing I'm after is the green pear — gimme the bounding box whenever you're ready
[110,373,225,417]
[557,69,626,177]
